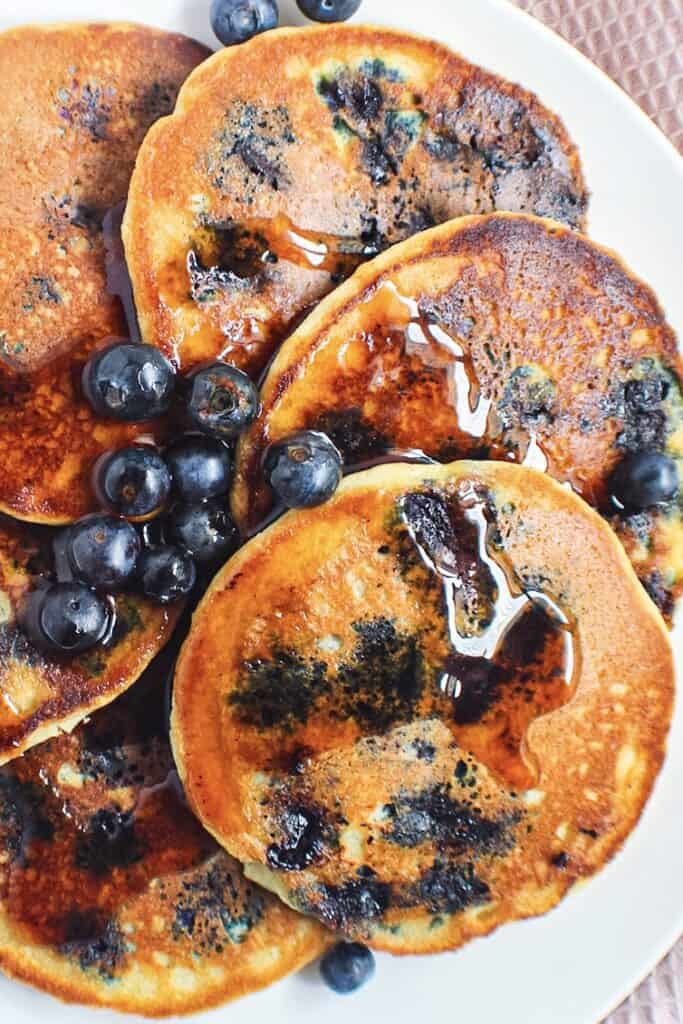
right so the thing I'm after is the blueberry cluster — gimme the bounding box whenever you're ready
[209,0,362,47]
[24,344,263,657]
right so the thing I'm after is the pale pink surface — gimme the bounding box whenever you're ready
[512,3,683,1019]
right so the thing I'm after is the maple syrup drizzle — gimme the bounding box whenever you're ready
[400,485,578,788]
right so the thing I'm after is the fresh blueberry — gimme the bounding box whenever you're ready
[609,452,679,510]
[263,431,342,508]
[210,0,279,46]
[64,516,141,591]
[166,499,239,566]
[166,436,233,503]
[320,942,375,994]
[28,582,113,655]
[296,0,361,22]
[137,546,197,604]
[187,363,260,440]
[82,342,175,422]
[95,447,171,519]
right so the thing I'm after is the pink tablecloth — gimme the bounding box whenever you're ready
[513,2,683,1020]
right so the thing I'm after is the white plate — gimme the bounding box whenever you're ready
[1,1,682,1022]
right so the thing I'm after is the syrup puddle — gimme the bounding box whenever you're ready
[400,483,578,788]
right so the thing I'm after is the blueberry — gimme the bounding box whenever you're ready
[210,0,278,46]
[296,0,361,22]
[263,431,342,508]
[320,942,375,994]
[609,452,679,510]
[166,436,232,503]
[95,447,171,519]
[166,499,239,566]
[30,583,113,655]
[187,363,259,440]
[137,546,197,604]
[82,342,175,422]
[64,516,141,590]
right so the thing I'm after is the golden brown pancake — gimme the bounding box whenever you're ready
[172,462,673,953]
[0,23,209,523]
[233,213,683,619]
[0,663,326,1015]
[123,25,587,381]
[0,515,179,765]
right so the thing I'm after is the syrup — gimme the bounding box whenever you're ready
[193,213,382,282]
[400,486,578,789]
[0,659,211,950]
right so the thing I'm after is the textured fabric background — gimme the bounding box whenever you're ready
[512,2,683,1020]
[514,0,683,151]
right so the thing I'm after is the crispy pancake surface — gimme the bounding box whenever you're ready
[173,462,673,953]
[0,664,326,1015]
[0,516,179,765]
[0,23,209,523]
[123,25,587,380]
[234,213,683,618]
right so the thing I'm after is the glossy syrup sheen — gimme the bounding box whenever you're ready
[397,485,578,789]
[0,674,212,950]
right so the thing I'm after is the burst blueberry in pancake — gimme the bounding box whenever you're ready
[172,462,673,953]
[233,213,683,619]
[0,516,179,765]
[123,25,587,381]
[0,23,209,523]
[0,661,326,1014]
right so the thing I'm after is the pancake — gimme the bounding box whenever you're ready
[123,24,587,382]
[0,516,179,765]
[0,23,209,523]
[233,213,683,619]
[0,659,326,1015]
[172,461,674,953]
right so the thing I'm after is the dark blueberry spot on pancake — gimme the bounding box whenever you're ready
[133,80,180,123]
[423,130,462,163]
[187,249,258,305]
[551,851,569,869]
[315,66,426,186]
[385,785,517,854]
[642,571,675,619]
[579,827,599,839]
[305,877,392,931]
[0,623,45,669]
[413,860,490,915]
[358,59,405,83]
[74,808,144,876]
[171,859,264,950]
[0,772,54,863]
[411,738,436,762]
[498,366,556,431]
[616,364,673,455]
[208,102,295,193]
[266,805,326,871]
[336,618,425,732]
[229,648,328,731]
[313,408,390,464]
[57,81,111,142]
[70,203,105,233]
[22,275,61,312]
[60,910,125,979]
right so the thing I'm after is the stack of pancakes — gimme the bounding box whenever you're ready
[0,19,677,1016]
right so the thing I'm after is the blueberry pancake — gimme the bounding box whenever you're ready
[0,516,179,765]
[172,462,673,954]
[123,25,587,380]
[0,665,326,1015]
[0,23,209,523]
[233,213,683,619]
